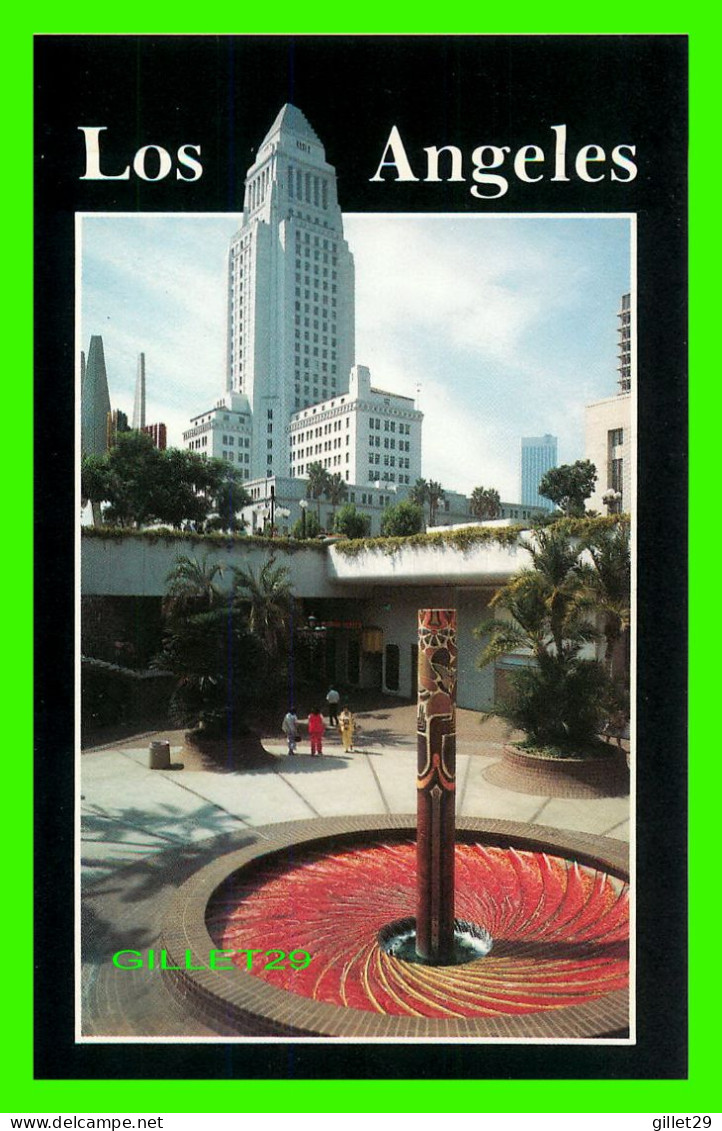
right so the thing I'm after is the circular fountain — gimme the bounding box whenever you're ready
[162,816,629,1039]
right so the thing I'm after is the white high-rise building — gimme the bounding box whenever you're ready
[226,104,355,481]
[520,434,557,510]
[183,392,254,478]
[288,365,423,487]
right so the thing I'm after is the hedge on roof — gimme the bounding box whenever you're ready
[80,526,326,553]
[332,514,629,559]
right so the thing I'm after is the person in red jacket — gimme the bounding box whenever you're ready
[307,707,325,757]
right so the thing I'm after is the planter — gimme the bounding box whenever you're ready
[483,744,630,799]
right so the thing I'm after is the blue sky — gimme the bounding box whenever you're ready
[80,212,631,498]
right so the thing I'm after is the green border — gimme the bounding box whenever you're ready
[14,11,706,1115]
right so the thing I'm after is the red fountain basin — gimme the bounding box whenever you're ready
[207,840,628,1020]
[162,817,630,1038]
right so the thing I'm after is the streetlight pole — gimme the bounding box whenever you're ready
[299,498,308,539]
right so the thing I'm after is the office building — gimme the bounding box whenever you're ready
[520,434,557,510]
[183,392,254,478]
[142,423,167,451]
[288,365,422,487]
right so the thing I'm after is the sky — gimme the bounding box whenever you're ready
[80,212,631,499]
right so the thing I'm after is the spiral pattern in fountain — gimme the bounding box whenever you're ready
[207,840,628,1019]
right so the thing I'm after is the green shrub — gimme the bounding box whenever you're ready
[500,655,612,750]
[334,503,372,539]
[291,511,322,539]
[380,500,424,537]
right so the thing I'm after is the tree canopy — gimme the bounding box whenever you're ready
[324,472,348,508]
[81,431,250,530]
[469,486,501,520]
[334,503,371,540]
[305,461,331,519]
[291,510,322,539]
[409,478,446,526]
[538,460,597,517]
[380,499,424,537]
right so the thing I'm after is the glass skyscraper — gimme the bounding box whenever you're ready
[520,434,558,510]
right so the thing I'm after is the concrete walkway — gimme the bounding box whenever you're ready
[79,704,630,1037]
[81,706,629,885]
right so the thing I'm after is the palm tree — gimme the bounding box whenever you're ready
[523,526,589,659]
[476,528,604,748]
[477,542,596,671]
[232,559,294,662]
[427,480,446,527]
[577,524,631,678]
[324,471,348,522]
[163,555,225,622]
[469,485,501,521]
[409,478,429,511]
[306,461,331,523]
[409,478,445,527]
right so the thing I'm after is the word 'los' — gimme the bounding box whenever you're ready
[79,126,202,182]
[370,123,638,200]
[112,948,312,971]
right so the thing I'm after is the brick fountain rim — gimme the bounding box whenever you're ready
[161,815,630,1041]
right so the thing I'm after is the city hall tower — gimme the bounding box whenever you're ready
[227,104,355,480]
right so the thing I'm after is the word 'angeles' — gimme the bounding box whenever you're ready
[370,123,638,199]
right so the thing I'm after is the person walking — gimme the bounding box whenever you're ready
[307,707,325,757]
[281,707,299,755]
[338,704,355,753]
[325,686,340,726]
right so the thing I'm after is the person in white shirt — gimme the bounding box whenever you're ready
[281,707,299,755]
[325,687,340,727]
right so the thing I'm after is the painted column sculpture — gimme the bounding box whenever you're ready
[416,608,457,963]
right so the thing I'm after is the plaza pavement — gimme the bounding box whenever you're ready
[80,702,630,1037]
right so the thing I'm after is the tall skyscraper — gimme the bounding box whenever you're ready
[585,292,633,514]
[521,434,558,510]
[132,352,146,430]
[226,104,355,480]
[81,335,111,456]
[617,292,631,393]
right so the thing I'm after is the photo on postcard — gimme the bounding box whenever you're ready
[35,34,686,1078]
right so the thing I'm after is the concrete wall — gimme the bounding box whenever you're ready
[354,586,497,709]
[327,538,523,587]
[81,535,337,599]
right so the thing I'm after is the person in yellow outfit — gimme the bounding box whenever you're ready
[338,705,355,753]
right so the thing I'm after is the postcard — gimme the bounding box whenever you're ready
[34,34,687,1081]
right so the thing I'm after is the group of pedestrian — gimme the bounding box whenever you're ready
[281,687,355,756]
